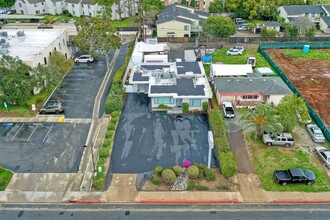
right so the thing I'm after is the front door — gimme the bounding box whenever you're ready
[176,98,182,107]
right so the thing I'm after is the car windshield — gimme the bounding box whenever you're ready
[314,133,324,137]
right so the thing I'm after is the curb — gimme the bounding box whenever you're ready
[273,200,330,203]
[140,200,239,204]
[69,200,102,203]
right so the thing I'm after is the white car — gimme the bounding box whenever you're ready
[306,124,325,143]
[74,55,94,64]
[315,146,330,168]
[232,46,244,52]
[226,48,242,56]
[222,102,235,118]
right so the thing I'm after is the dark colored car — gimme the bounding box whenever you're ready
[274,168,316,186]
[39,102,64,114]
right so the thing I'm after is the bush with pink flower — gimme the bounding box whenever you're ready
[182,160,192,168]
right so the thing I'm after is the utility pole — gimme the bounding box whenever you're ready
[141,0,145,41]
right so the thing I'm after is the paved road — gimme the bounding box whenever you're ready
[1,204,330,220]
[110,94,214,173]
[0,122,89,172]
[48,50,115,118]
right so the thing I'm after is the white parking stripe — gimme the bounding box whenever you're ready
[27,125,38,141]
[11,123,24,141]
[42,124,54,143]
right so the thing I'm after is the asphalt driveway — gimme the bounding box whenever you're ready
[110,94,211,173]
[47,50,115,118]
[0,122,90,173]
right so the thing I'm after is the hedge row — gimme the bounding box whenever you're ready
[208,109,238,177]
[113,40,135,82]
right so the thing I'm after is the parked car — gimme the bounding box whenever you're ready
[39,102,64,114]
[306,124,325,143]
[232,46,244,52]
[262,132,294,147]
[68,19,76,23]
[222,102,235,118]
[74,55,94,63]
[226,48,242,56]
[296,108,312,125]
[315,146,330,168]
[274,168,316,186]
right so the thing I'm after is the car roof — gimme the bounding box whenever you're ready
[222,102,233,106]
[289,168,305,176]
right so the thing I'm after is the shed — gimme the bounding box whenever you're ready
[184,50,197,62]
[255,67,274,76]
[211,64,253,78]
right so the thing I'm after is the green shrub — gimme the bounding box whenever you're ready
[187,181,195,191]
[113,66,126,81]
[204,167,216,181]
[95,176,105,190]
[111,116,119,124]
[150,174,161,186]
[99,148,110,159]
[220,151,238,177]
[44,20,50,24]
[182,102,189,113]
[155,166,164,176]
[197,168,204,179]
[217,185,230,191]
[18,109,28,116]
[202,102,208,112]
[105,130,114,139]
[108,124,116,131]
[111,111,120,118]
[187,165,199,178]
[195,184,209,191]
[105,95,123,114]
[103,138,112,148]
[50,20,56,24]
[172,166,183,176]
[0,166,4,173]
[158,104,169,109]
[98,158,106,166]
[162,169,176,184]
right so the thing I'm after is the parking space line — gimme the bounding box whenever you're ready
[11,123,24,141]
[27,125,38,141]
[42,124,54,143]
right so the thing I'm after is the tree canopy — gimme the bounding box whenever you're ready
[202,16,236,38]
[0,0,16,9]
[73,17,121,59]
[208,0,224,13]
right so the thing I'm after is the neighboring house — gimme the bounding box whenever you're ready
[320,16,330,33]
[277,5,330,24]
[210,64,253,78]
[162,0,214,13]
[261,21,281,32]
[0,29,71,68]
[131,41,170,65]
[156,3,209,37]
[14,0,137,19]
[213,77,292,107]
[128,61,212,111]
[111,0,138,20]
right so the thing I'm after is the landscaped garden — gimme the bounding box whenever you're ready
[0,166,13,191]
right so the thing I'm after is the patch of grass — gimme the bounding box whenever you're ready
[0,167,13,191]
[112,17,139,28]
[251,19,265,25]
[212,48,273,69]
[43,15,82,22]
[283,49,330,59]
[251,142,330,192]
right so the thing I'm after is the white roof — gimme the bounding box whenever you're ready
[135,42,169,53]
[255,67,274,75]
[0,29,66,62]
[212,64,253,77]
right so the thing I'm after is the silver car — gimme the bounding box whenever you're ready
[306,124,325,143]
[74,55,94,64]
[315,146,330,168]
[226,48,242,56]
[262,132,294,147]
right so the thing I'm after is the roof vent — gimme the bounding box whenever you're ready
[17,31,25,37]
[249,79,253,81]
[0,31,8,37]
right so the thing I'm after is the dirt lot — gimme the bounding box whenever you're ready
[266,49,330,127]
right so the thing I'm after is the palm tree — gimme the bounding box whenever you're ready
[239,104,282,139]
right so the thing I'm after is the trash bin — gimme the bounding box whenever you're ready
[303,45,310,53]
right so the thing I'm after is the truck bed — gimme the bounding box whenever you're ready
[275,170,291,181]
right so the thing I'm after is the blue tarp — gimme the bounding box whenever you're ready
[201,56,212,62]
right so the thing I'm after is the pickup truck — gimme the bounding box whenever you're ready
[222,102,235,118]
[274,168,316,186]
[262,132,294,147]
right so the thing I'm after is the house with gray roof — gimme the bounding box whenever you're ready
[213,77,292,107]
[156,3,209,37]
[261,21,281,32]
[277,5,330,24]
[128,61,212,111]
[320,16,330,33]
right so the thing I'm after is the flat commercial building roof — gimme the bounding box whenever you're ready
[0,29,66,62]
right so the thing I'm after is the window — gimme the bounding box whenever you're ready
[88,5,90,9]
[189,99,201,107]
[184,25,189,31]
[154,97,173,105]
[59,43,61,50]
[43,9,45,12]
[72,3,74,7]
[241,95,258,100]
[19,3,22,7]
[41,2,44,5]
[53,2,56,6]
[73,11,75,15]
[63,39,65,46]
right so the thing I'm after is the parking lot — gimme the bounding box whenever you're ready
[110,94,213,174]
[46,50,115,118]
[0,122,90,173]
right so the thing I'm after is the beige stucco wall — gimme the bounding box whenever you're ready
[157,20,190,37]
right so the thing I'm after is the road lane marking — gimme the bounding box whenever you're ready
[27,125,38,141]
[42,124,54,143]
[11,123,24,141]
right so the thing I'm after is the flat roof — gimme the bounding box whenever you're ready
[212,64,253,77]
[0,29,66,62]
[150,78,205,96]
